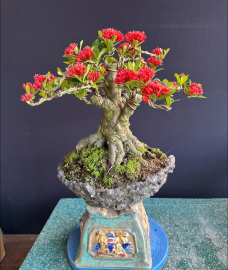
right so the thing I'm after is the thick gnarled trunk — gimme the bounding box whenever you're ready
[76,63,144,165]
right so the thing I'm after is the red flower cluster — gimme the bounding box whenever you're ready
[66,65,86,78]
[101,65,108,74]
[147,56,163,67]
[21,93,33,102]
[124,31,147,44]
[141,81,171,98]
[76,47,94,63]
[137,67,155,82]
[88,71,101,82]
[32,74,56,90]
[118,43,135,55]
[179,73,185,77]
[23,82,33,90]
[171,82,178,86]
[114,66,155,84]
[152,47,163,56]
[114,68,136,84]
[189,83,203,95]
[142,95,150,103]
[64,43,77,55]
[22,74,56,91]
[101,28,124,42]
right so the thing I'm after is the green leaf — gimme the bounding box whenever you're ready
[42,79,47,88]
[135,59,141,71]
[66,77,85,84]
[92,48,100,60]
[98,31,103,39]
[95,75,104,83]
[75,88,87,99]
[125,80,145,89]
[184,83,190,93]
[46,72,50,79]
[174,73,181,85]
[149,63,156,70]
[123,45,127,53]
[133,40,138,48]
[180,75,189,85]
[39,92,47,98]
[62,54,70,58]
[25,84,30,94]
[79,40,83,51]
[109,57,118,63]
[163,48,170,57]
[57,67,63,75]
[92,39,99,49]
[111,35,117,42]
[189,95,207,98]
[74,46,78,55]
[46,84,53,90]
[166,97,171,106]
[83,64,91,81]
[155,68,164,73]
[97,48,107,62]
[99,42,106,48]
[105,39,113,54]
[129,61,134,72]
[54,77,61,85]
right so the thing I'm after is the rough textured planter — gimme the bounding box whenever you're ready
[57,155,175,210]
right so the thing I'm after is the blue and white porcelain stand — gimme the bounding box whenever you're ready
[67,203,169,270]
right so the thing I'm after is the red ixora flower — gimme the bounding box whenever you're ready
[171,82,178,87]
[23,82,33,89]
[88,71,101,82]
[114,68,136,84]
[147,56,163,67]
[152,48,163,56]
[118,43,135,55]
[124,31,147,44]
[76,47,94,63]
[21,93,33,102]
[189,83,203,95]
[64,43,77,55]
[142,95,150,103]
[136,67,155,83]
[66,65,87,78]
[101,28,124,42]
[101,65,108,74]
[141,81,171,97]
[179,73,185,77]
[33,74,56,90]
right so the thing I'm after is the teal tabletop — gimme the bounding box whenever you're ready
[19,198,227,270]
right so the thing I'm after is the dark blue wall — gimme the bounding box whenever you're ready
[1,0,227,233]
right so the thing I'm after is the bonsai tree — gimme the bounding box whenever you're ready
[21,28,205,166]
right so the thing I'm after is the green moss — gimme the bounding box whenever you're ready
[115,164,125,175]
[64,150,79,167]
[63,145,167,189]
[80,147,107,179]
[160,153,167,159]
[138,147,147,155]
[114,153,143,176]
[103,173,113,186]
[126,154,142,174]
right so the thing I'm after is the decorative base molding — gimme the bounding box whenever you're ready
[67,204,169,270]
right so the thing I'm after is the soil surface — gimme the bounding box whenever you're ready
[62,145,169,189]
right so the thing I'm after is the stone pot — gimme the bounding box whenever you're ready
[57,155,175,210]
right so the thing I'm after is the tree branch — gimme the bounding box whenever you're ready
[30,85,92,106]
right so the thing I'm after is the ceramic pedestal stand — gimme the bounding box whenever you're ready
[57,155,175,270]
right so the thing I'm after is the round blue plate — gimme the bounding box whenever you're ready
[67,217,169,270]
